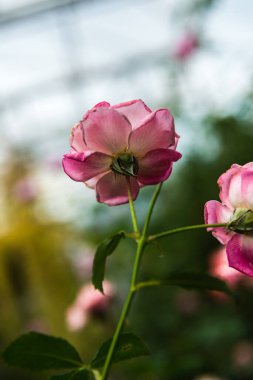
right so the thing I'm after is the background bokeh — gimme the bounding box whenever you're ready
[0,0,253,379]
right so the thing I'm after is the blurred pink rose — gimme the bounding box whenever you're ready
[232,340,253,368]
[194,376,227,380]
[70,248,94,280]
[174,290,200,315]
[209,247,243,288]
[13,177,37,203]
[205,163,253,276]
[173,32,199,61]
[62,100,181,206]
[66,281,115,331]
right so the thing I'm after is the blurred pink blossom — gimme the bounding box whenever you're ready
[232,341,253,368]
[12,177,37,203]
[173,32,199,61]
[25,318,48,334]
[205,163,253,276]
[209,247,244,288]
[194,376,228,380]
[66,281,115,331]
[63,100,181,206]
[174,290,200,315]
[44,155,63,170]
[70,248,94,279]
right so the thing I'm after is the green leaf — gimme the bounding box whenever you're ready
[163,273,232,295]
[91,333,149,368]
[50,369,90,380]
[2,332,83,371]
[92,232,124,292]
[135,273,232,295]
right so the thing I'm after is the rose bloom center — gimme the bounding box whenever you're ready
[110,153,139,177]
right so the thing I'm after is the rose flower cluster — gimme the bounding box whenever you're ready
[63,99,253,278]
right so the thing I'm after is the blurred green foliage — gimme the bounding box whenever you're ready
[0,153,114,379]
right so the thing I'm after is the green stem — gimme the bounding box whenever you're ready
[101,222,142,380]
[100,289,134,380]
[101,185,162,380]
[142,183,163,239]
[148,223,227,242]
[127,188,140,237]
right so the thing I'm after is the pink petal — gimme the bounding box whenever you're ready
[93,101,110,108]
[241,170,253,209]
[227,234,253,277]
[218,163,253,209]
[96,172,139,206]
[173,33,199,61]
[204,200,233,244]
[171,132,180,150]
[137,148,182,185]
[82,101,110,121]
[244,162,253,170]
[209,246,243,286]
[70,123,87,152]
[82,107,131,155]
[218,164,243,208]
[66,305,88,331]
[113,99,151,129]
[85,172,109,189]
[70,104,111,152]
[62,152,111,182]
[128,109,176,157]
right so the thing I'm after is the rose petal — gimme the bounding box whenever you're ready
[62,152,111,182]
[209,247,242,286]
[227,234,253,277]
[71,104,111,152]
[113,99,151,129]
[204,200,233,244]
[171,132,180,150]
[70,123,87,152]
[93,101,110,108]
[241,170,253,209]
[137,148,182,185]
[129,109,176,157]
[85,172,109,189]
[66,305,88,331]
[244,162,253,170]
[83,107,131,155]
[219,163,253,209]
[218,164,243,208]
[96,172,139,206]
[82,101,111,121]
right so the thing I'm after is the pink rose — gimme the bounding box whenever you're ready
[173,32,199,61]
[205,163,253,276]
[66,281,114,331]
[209,247,244,288]
[62,100,181,206]
[13,177,37,203]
